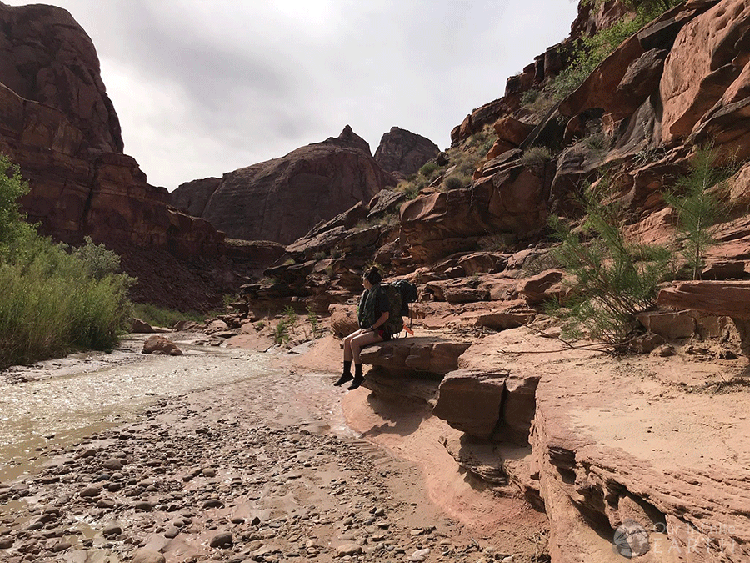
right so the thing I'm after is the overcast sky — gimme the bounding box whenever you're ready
[5,1,579,190]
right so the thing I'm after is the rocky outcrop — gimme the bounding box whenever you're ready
[432,369,507,439]
[171,177,221,218]
[661,1,750,145]
[400,156,554,263]
[658,280,750,356]
[359,337,471,378]
[449,1,643,148]
[374,127,440,180]
[358,336,472,404]
[0,2,122,153]
[175,126,395,245]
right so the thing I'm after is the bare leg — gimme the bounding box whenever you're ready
[343,328,368,361]
[350,331,383,364]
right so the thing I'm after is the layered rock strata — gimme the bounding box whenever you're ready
[0,2,122,153]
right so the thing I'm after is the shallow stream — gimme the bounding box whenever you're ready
[0,335,284,482]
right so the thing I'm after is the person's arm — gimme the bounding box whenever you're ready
[371,311,389,331]
[371,286,390,331]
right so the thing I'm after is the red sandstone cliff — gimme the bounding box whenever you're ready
[0,2,283,311]
[173,126,395,245]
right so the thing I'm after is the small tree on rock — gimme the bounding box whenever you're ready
[663,146,729,280]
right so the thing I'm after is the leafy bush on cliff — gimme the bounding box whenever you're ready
[550,0,683,101]
[0,157,134,369]
[395,126,496,202]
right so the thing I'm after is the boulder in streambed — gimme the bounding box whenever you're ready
[142,335,182,356]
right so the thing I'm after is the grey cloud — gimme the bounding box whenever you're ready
[2,0,579,188]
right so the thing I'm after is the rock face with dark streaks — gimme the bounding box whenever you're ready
[174,126,395,245]
[171,177,221,218]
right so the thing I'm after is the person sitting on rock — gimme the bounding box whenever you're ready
[335,266,390,390]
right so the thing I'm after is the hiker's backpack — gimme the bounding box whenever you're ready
[382,280,418,336]
[391,279,418,317]
[383,284,404,336]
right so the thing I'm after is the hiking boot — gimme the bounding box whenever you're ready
[347,375,364,390]
[348,364,363,390]
[334,360,353,386]
[334,373,353,386]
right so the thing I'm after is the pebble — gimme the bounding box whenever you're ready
[79,485,102,497]
[0,375,533,563]
[210,532,233,548]
[335,543,362,557]
[132,549,166,563]
[103,459,124,470]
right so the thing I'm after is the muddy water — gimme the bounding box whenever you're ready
[0,335,285,482]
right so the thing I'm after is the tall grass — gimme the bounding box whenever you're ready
[131,303,208,328]
[0,156,134,369]
[0,241,134,367]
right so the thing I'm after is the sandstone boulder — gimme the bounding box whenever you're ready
[358,337,471,377]
[434,365,541,443]
[374,127,440,180]
[493,117,534,148]
[433,369,507,439]
[130,318,155,334]
[517,269,565,305]
[142,336,182,356]
[658,280,750,356]
[329,305,359,338]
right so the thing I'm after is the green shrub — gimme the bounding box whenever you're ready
[548,181,671,348]
[549,1,683,101]
[663,146,731,280]
[307,305,320,338]
[274,320,289,345]
[131,303,207,328]
[419,162,439,177]
[443,175,468,191]
[521,89,540,105]
[0,239,135,367]
[274,306,298,345]
[72,236,123,280]
[521,146,553,166]
[583,132,608,154]
[0,156,135,368]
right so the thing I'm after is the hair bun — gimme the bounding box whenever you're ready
[365,266,382,285]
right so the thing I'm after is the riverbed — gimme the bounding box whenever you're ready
[0,334,548,562]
